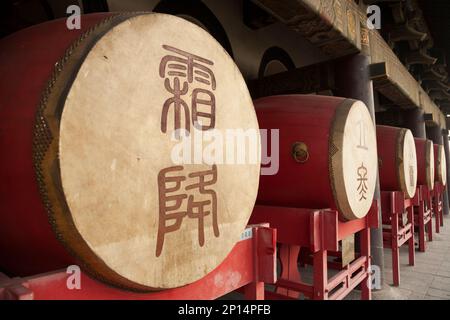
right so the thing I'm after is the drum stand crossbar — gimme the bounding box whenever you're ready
[249,202,379,300]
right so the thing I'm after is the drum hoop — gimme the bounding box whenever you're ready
[32,12,158,292]
[397,128,416,199]
[425,140,435,190]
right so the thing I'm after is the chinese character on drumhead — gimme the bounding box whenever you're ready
[159,45,216,139]
[156,164,219,257]
[357,163,368,201]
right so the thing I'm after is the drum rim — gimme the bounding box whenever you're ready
[426,139,435,190]
[32,12,173,292]
[397,128,417,199]
[436,144,446,186]
[32,12,259,291]
[328,99,376,221]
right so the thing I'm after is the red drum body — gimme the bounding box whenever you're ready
[376,125,417,198]
[414,138,434,190]
[434,144,447,186]
[0,13,112,279]
[255,95,378,221]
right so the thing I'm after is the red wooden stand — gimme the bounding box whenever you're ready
[431,182,445,233]
[380,191,416,286]
[249,202,379,300]
[0,225,276,300]
[414,185,433,252]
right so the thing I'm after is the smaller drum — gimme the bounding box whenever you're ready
[414,138,435,190]
[376,125,417,198]
[434,144,447,186]
[255,95,378,221]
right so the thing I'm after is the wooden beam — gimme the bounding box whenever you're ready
[422,80,450,92]
[404,49,437,66]
[388,23,427,43]
[370,30,420,106]
[251,0,361,58]
[247,62,335,99]
[252,0,447,128]
[369,61,418,108]
[420,87,446,128]
[422,67,447,81]
[424,112,434,123]
[369,30,446,128]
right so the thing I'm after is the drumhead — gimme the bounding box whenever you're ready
[35,13,260,290]
[329,99,378,220]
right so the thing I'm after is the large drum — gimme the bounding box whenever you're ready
[414,138,435,190]
[434,144,447,186]
[255,95,378,221]
[376,125,417,198]
[0,13,260,291]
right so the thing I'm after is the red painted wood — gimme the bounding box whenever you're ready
[360,228,371,300]
[249,204,377,300]
[380,191,415,286]
[254,95,348,214]
[0,14,114,277]
[0,226,277,300]
[433,182,445,229]
[415,138,432,189]
[313,250,327,300]
[376,126,414,195]
[377,126,403,193]
[407,206,415,267]
[276,245,301,298]
[414,186,433,252]
[249,206,311,246]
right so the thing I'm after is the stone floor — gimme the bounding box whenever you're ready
[339,214,450,300]
[368,214,450,300]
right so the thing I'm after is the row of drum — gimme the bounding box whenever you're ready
[0,12,446,292]
[256,95,447,222]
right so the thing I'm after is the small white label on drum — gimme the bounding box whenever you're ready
[239,228,253,241]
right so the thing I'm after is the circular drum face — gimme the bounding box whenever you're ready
[437,145,447,186]
[426,140,435,190]
[36,13,260,290]
[400,130,417,198]
[330,100,378,220]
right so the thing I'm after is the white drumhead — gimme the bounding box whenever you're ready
[426,140,435,190]
[399,129,417,198]
[437,145,446,186]
[330,100,378,220]
[58,14,260,289]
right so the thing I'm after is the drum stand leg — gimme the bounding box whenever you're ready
[392,211,400,286]
[276,244,301,299]
[313,249,328,300]
[408,206,415,267]
[427,204,433,242]
[418,201,426,252]
[244,281,265,300]
[434,197,440,233]
[361,227,371,300]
